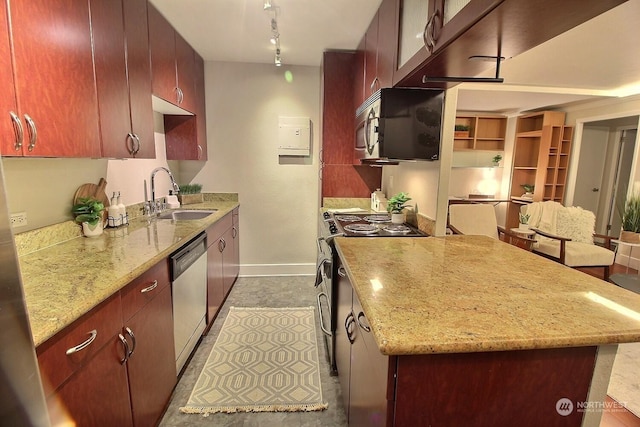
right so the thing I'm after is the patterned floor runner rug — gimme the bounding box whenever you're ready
[180,306,328,415]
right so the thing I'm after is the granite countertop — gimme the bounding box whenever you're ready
[334,235,640,356]
[20,200,239,347]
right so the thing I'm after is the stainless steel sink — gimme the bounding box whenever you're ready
[156,209,217,220]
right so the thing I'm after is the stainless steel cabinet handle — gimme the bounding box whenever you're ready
[232,227,237,239]
[176,87,184,104]
[369,76,379,94]
[125,327,136,357]
[219,238,226,252]
[118,333,129,364]
[9,112,23,151]
[337,267,346,277]
[345,312,356,344]
[126,133,136,155]
[140,280,158,293]
[356,312,371,332]
[423,13,435,51]
[24,114,37,152]
[316,292,332,336]
[65,329,97,355]
[197,144,203,159]
[133,133,141,155]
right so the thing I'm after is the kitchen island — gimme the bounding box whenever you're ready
[334,235,640,427]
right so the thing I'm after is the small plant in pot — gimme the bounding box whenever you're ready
[492,154,502,167]
[387,192,412,224]
[454,124,470,138]
[620,195,640,243]
[72,197,105,237]
[178,183,203,205]
[518,213,531,229]
[521,184,535,199]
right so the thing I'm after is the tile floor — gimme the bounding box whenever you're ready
[159,276,348,427]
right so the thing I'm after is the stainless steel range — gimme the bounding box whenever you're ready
[315,211,427,374]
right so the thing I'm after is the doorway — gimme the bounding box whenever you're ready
[571,116,639,236]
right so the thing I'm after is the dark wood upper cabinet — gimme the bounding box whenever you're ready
[122,0,155,159]
[352,38,366,110]
[90,0,136,159]
[194,52,208,160]
[395,0,627,87]
[148,3,198,113]
[148,3,178,106]
[175,32,198,114]
[354,0,398,106]
[4,0,101,157]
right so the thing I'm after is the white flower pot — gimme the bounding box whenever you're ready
[82,222,103,237]
[518,223,530,230]
[391,213,405,224]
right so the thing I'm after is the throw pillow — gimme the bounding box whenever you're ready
[556,206,595,244]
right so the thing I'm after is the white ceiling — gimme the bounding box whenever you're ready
[150,0,640,114]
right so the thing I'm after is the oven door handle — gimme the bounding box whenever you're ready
[316,292,332,336]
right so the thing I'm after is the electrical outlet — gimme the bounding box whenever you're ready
[10,212,27,228]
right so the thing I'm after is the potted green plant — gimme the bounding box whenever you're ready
[492,154,502,166]
[518,213,531,229]
[387,192,412,224]
[72,197,105,237]
[620,195,640,243]
[521,184,535,199]
[454,124,470,138]
[178,183,203,205]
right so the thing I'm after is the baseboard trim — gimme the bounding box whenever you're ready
[239,263,315,277]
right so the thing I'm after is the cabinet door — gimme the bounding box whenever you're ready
[123,0,155,159]
[124,285,176,427]
[148,3,177,105]
[352,37,366,110]
[349,292,390,427]
[335,261,353,416]
[8,0,100,157]
[175,32,197,113]
[164,115,198,160]
[0,3,19,156]
[47,337,133,427]
[194,52,208,160]
[230,208,240,281]
[221,225,235,297]
[363,12,379,98]
[90,0,132,159]
[207,235,225,324]
[376,0,398,89]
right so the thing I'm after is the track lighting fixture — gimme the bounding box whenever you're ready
[264,2,282,66]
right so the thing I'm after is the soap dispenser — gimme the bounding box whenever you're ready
[116,191,127,225]
[108,192,120,227]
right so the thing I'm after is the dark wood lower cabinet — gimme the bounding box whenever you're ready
[47,338,133,427]
[124,285,176,427]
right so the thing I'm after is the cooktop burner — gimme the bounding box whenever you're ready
[334,215,362,222]
[343,224,380,234]
[329,212,428,237]
[382,224,412,234]
[364,215,391,223]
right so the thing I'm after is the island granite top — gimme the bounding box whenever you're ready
[334,235,640,356]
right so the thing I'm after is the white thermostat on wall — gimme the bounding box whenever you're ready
[278,117,311,156]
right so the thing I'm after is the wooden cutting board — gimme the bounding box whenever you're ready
[73,178,110,207]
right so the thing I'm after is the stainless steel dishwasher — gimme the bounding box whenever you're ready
[170,232,208,374]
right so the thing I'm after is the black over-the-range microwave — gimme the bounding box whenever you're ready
[354,88,445,163]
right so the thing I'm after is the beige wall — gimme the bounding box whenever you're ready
[181,61,321,276]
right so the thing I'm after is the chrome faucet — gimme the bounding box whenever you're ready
[148,167,180,214]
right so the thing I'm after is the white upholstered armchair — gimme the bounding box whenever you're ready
[522,201,615,280]
[448,204,536,251]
